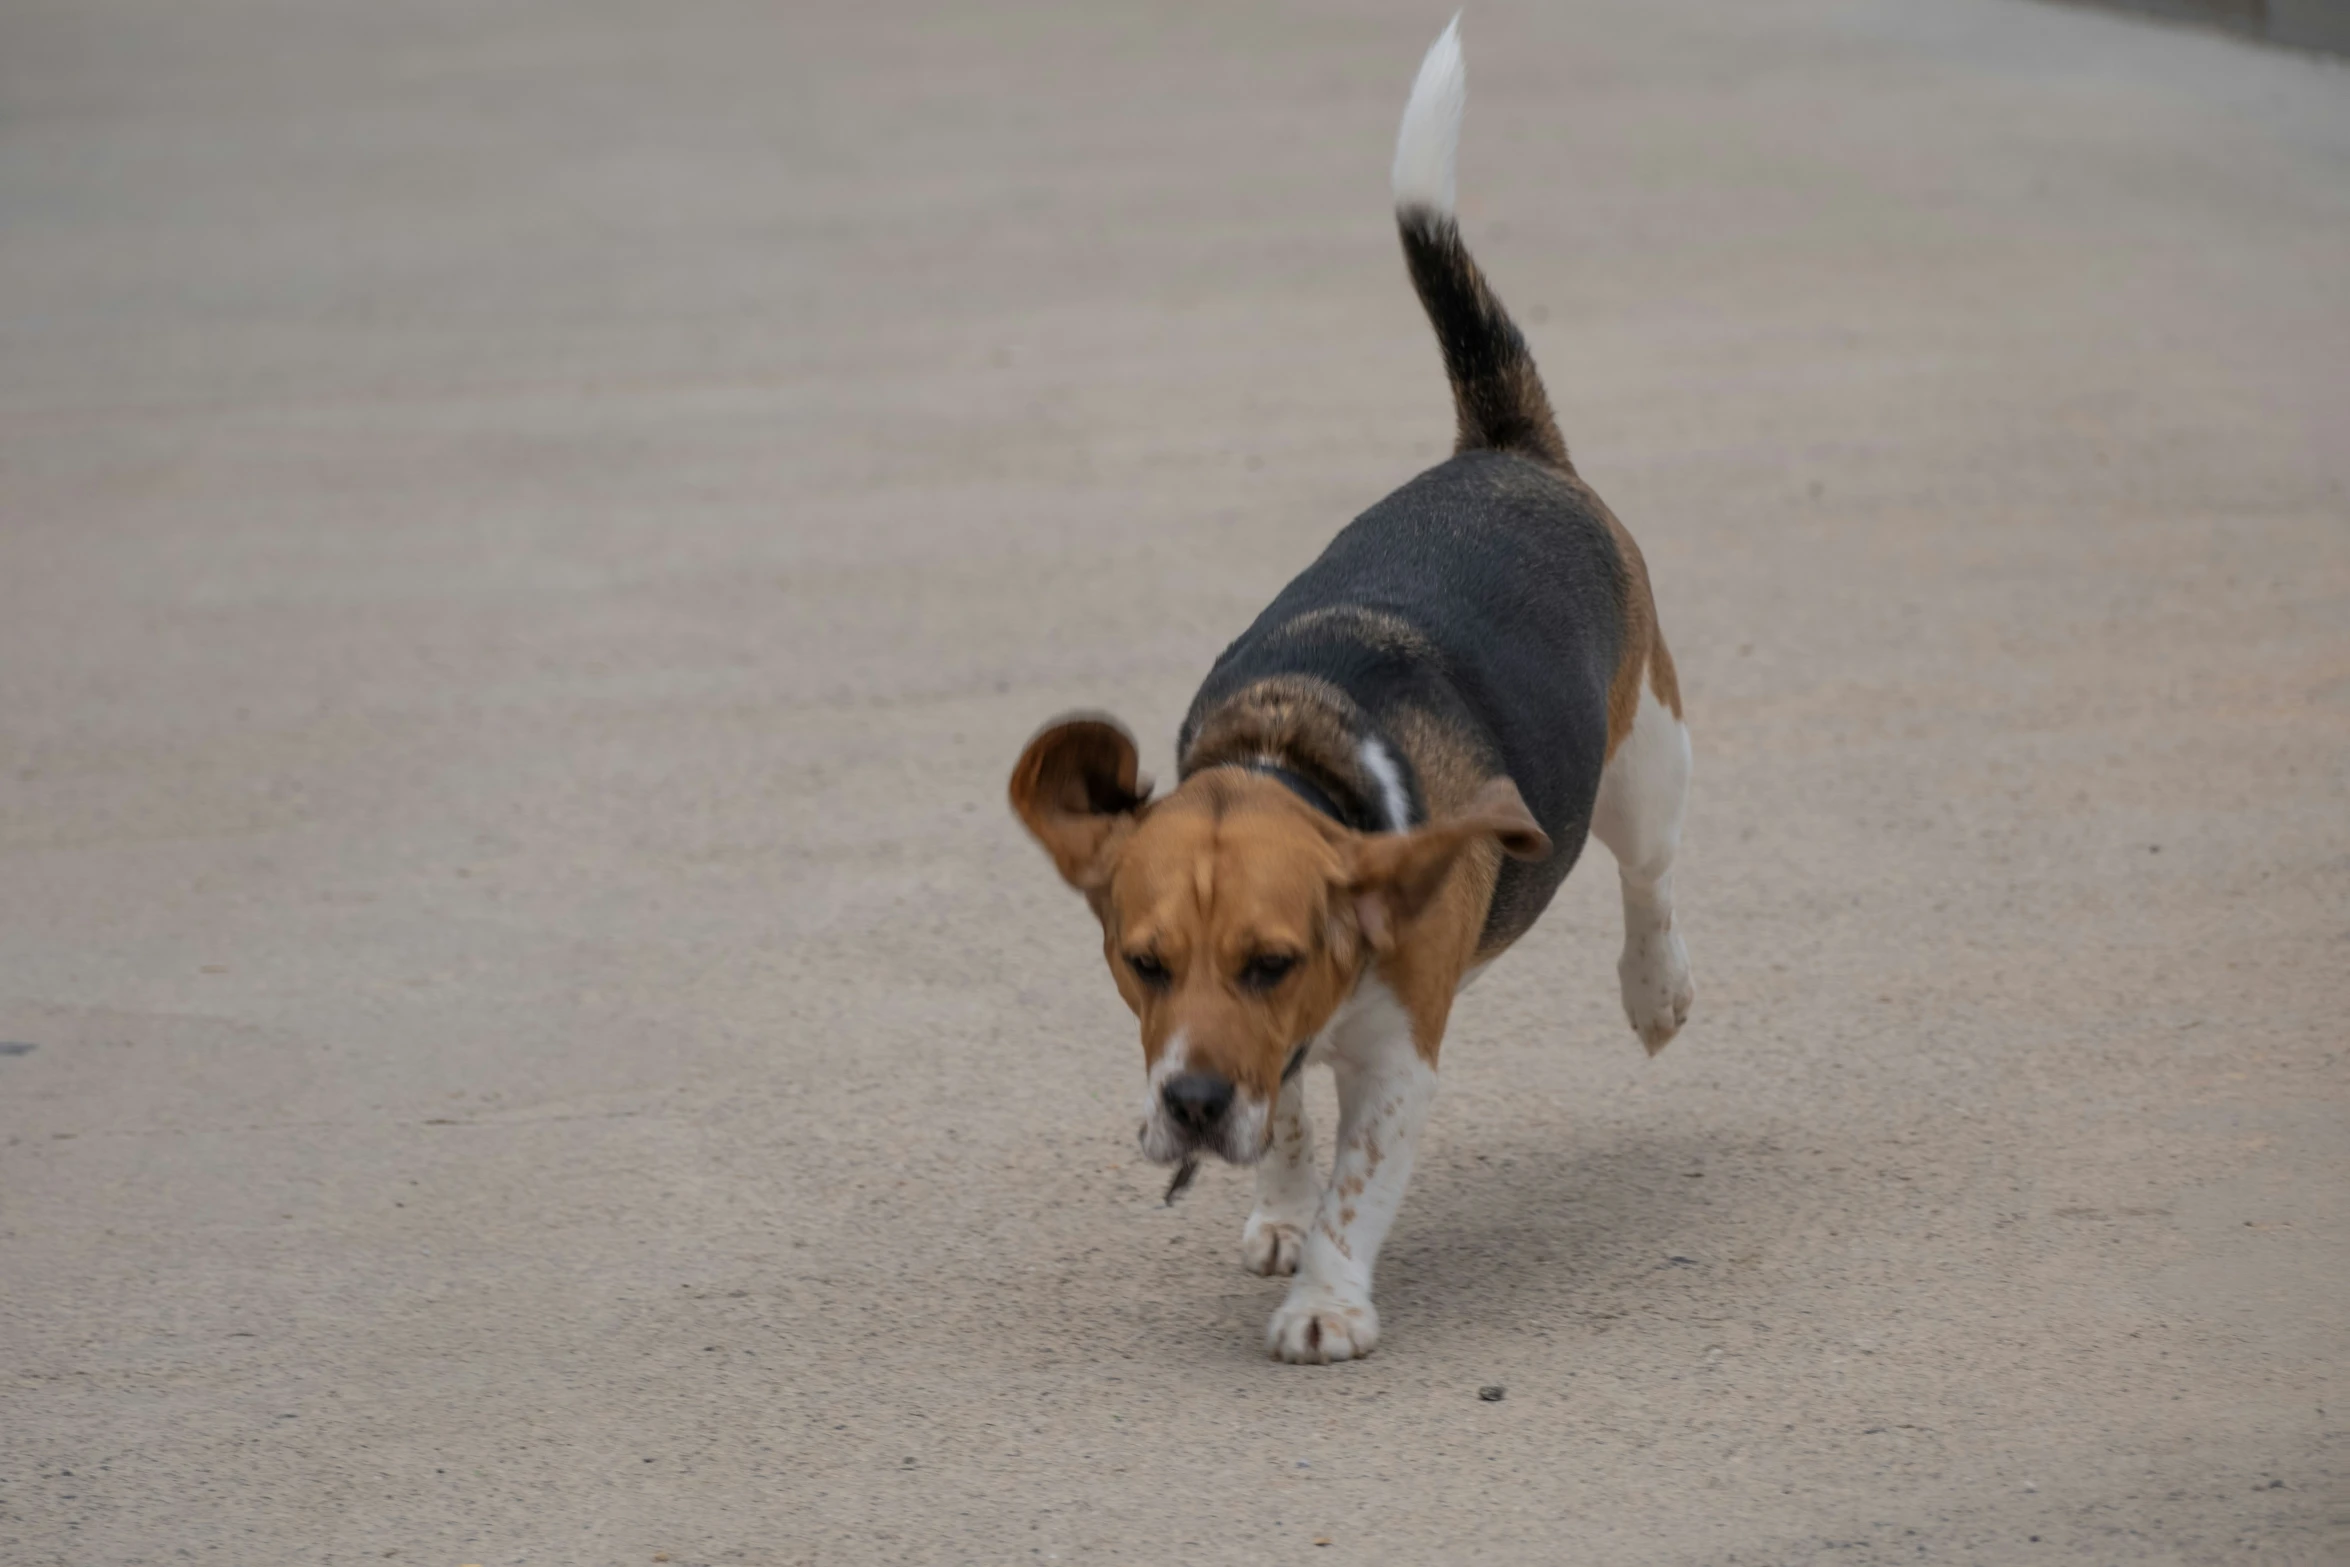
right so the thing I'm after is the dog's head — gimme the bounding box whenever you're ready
[1009,714,1548,1167]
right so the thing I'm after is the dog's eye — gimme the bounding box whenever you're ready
[1126,952,1170,988]
[1239,953,1298,992]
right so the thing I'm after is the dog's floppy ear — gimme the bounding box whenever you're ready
[1008,713,1153,893]
[1347,776,1550,952]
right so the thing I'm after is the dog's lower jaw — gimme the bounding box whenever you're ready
[1136,1111,1189,1167]
[1135,1092,1270,1170]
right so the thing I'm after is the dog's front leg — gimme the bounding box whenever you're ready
[1265,993,1434,1363]
[1240,1074,1317,1276]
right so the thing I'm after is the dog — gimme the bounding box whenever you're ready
[1008,19,1693,1364]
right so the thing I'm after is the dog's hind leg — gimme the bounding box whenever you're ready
[1240,1075,1318,1277]
[1592,669,1694,1053]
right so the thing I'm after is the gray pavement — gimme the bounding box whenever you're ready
[2,1,2346,1562]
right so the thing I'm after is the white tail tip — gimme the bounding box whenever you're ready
[1391,15,1466,216]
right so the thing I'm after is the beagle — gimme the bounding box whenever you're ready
[1009,19,1693,1364]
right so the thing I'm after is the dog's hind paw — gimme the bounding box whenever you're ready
[1621,928,1693,1054]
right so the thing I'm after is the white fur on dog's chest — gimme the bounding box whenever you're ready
[1295,970,1410,1074]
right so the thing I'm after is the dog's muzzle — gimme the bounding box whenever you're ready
[1139,1068,1267,1167]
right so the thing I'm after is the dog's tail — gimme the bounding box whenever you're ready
[1391,17,1571,473]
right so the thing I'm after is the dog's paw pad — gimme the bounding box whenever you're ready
[1240,1214,1307,1277]
[1266,1290,1379,1364]
[1621,930,1694,1054]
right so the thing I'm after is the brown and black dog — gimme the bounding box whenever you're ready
[1010,19,1693,1364]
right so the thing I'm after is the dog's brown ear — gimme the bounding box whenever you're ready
[1008,714,1153,893]
[1347,776,1550,951]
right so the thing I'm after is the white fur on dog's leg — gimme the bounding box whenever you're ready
[1268,984,1430,1364]
[1241,1213,1306,1278]
[1593,676,1695,1054]
[1240,1075,1317,1277]
[1619,872,1693,1053]
[1267,1285,1381,1365]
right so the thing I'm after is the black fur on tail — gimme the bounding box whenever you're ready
[1398,207,1571,473]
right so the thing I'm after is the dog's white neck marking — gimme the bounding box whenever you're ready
[1357,735,1410,833]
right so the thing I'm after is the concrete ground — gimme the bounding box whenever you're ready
[2,1,2345,1562]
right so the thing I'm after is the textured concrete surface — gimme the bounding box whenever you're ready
[2,2,2346,1563]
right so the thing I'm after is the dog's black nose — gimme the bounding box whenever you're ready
[1161,1072,1234,1134]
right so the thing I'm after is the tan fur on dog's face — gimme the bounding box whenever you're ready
[1098,774,1362,1117]
[1010,715,1552,1160]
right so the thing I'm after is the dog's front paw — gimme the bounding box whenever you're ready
[1266,1286,1379,1364]
[1240,1212,1307,1277]
[1621,927,1693,1055]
